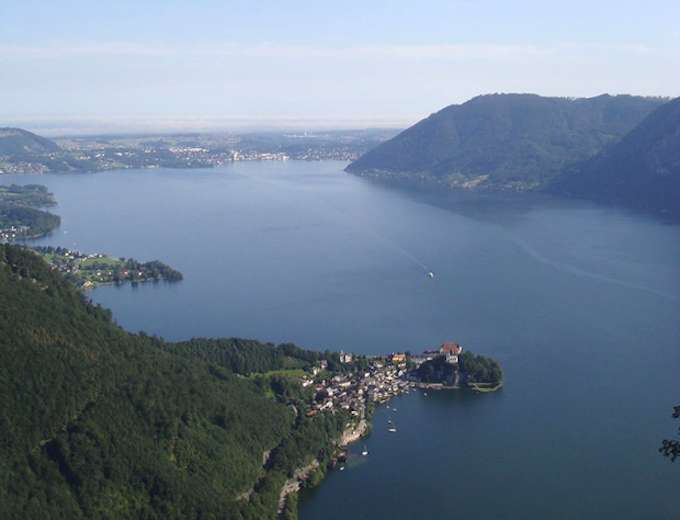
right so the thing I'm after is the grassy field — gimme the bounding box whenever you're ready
[32,247,183,288]
[250,368,308,380]
[80,256,124,268]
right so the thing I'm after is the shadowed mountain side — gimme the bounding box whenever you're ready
[347,94,664,191]
[548,97,680,220]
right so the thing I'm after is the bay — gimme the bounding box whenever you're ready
[5,160,679,518]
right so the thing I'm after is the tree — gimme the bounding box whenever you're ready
[660,405,680,462]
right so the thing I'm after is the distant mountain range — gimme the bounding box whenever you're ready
[548,97,680,219]
[346,93,664,191]
[4,95,679,220]
[0,127,61,156]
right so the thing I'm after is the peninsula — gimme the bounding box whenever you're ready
[0,184,60,240]
[33,245,183,288]
[0,243,502,520]
[269,343,503,517]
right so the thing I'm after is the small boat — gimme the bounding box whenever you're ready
[423,392,428,396]
[388,427,397,433]
[339,466,345,471]
[361,445,369,456]
[426,271,435,279]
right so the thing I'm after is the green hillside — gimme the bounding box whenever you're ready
[0,244,343,519]
[346,94,664,191]
[549,96,680,219]
[0,128,61,157]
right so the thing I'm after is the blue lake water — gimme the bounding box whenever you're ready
[5,161,680,518]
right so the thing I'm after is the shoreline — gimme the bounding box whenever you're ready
[280,377,503,517]
[277,419,369,518]
[276,374,503,519]
[80,276,181,290]
[468,381,504,393]
[28,246,183,290]
[412,380,504,393]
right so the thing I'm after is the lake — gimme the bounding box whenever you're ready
[5,160,680,518]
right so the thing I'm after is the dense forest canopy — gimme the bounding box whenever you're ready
[0,244,346,519]
[549,96,680,220]
[416,351,502,386]
[347,94,664,191]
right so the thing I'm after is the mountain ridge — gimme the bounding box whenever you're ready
[346,93,666,191]
[0,127,61,156]
[548,96,680,219]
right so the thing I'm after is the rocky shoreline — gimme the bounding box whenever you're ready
[275,344,503,518]
[277,460,320,516]
[277,419,369,518]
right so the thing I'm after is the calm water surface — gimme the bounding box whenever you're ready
[6,161,679,518]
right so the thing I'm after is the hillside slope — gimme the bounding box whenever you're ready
[0,127,61,156]
[346,94,664,191]
[548,97,680,219]
[0,245,341,519]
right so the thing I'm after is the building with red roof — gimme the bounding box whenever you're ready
[439,342,463,364]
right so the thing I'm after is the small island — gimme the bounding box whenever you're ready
[32,246,183,288]
[0,184,61,240]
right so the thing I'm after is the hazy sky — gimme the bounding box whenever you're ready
[2,0,680,132]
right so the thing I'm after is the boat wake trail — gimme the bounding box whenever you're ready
[327,202,431,274]
[513,238,679,303]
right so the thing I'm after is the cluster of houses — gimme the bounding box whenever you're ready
[37,248,108,275]
[230,150,290,162]
[301,343,464,418]
[302,355,410,419]
[410,342,463,366]
[0,224,29,241]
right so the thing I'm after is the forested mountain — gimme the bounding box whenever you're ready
[548,97,680,219]
[346,94,664,191]
[0,245,344,519]
[0,128,61,156]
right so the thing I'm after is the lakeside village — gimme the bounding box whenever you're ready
[274,342,502,513]
[304,341,502,426]
[31,246,183,288]
[0,224,29,241]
